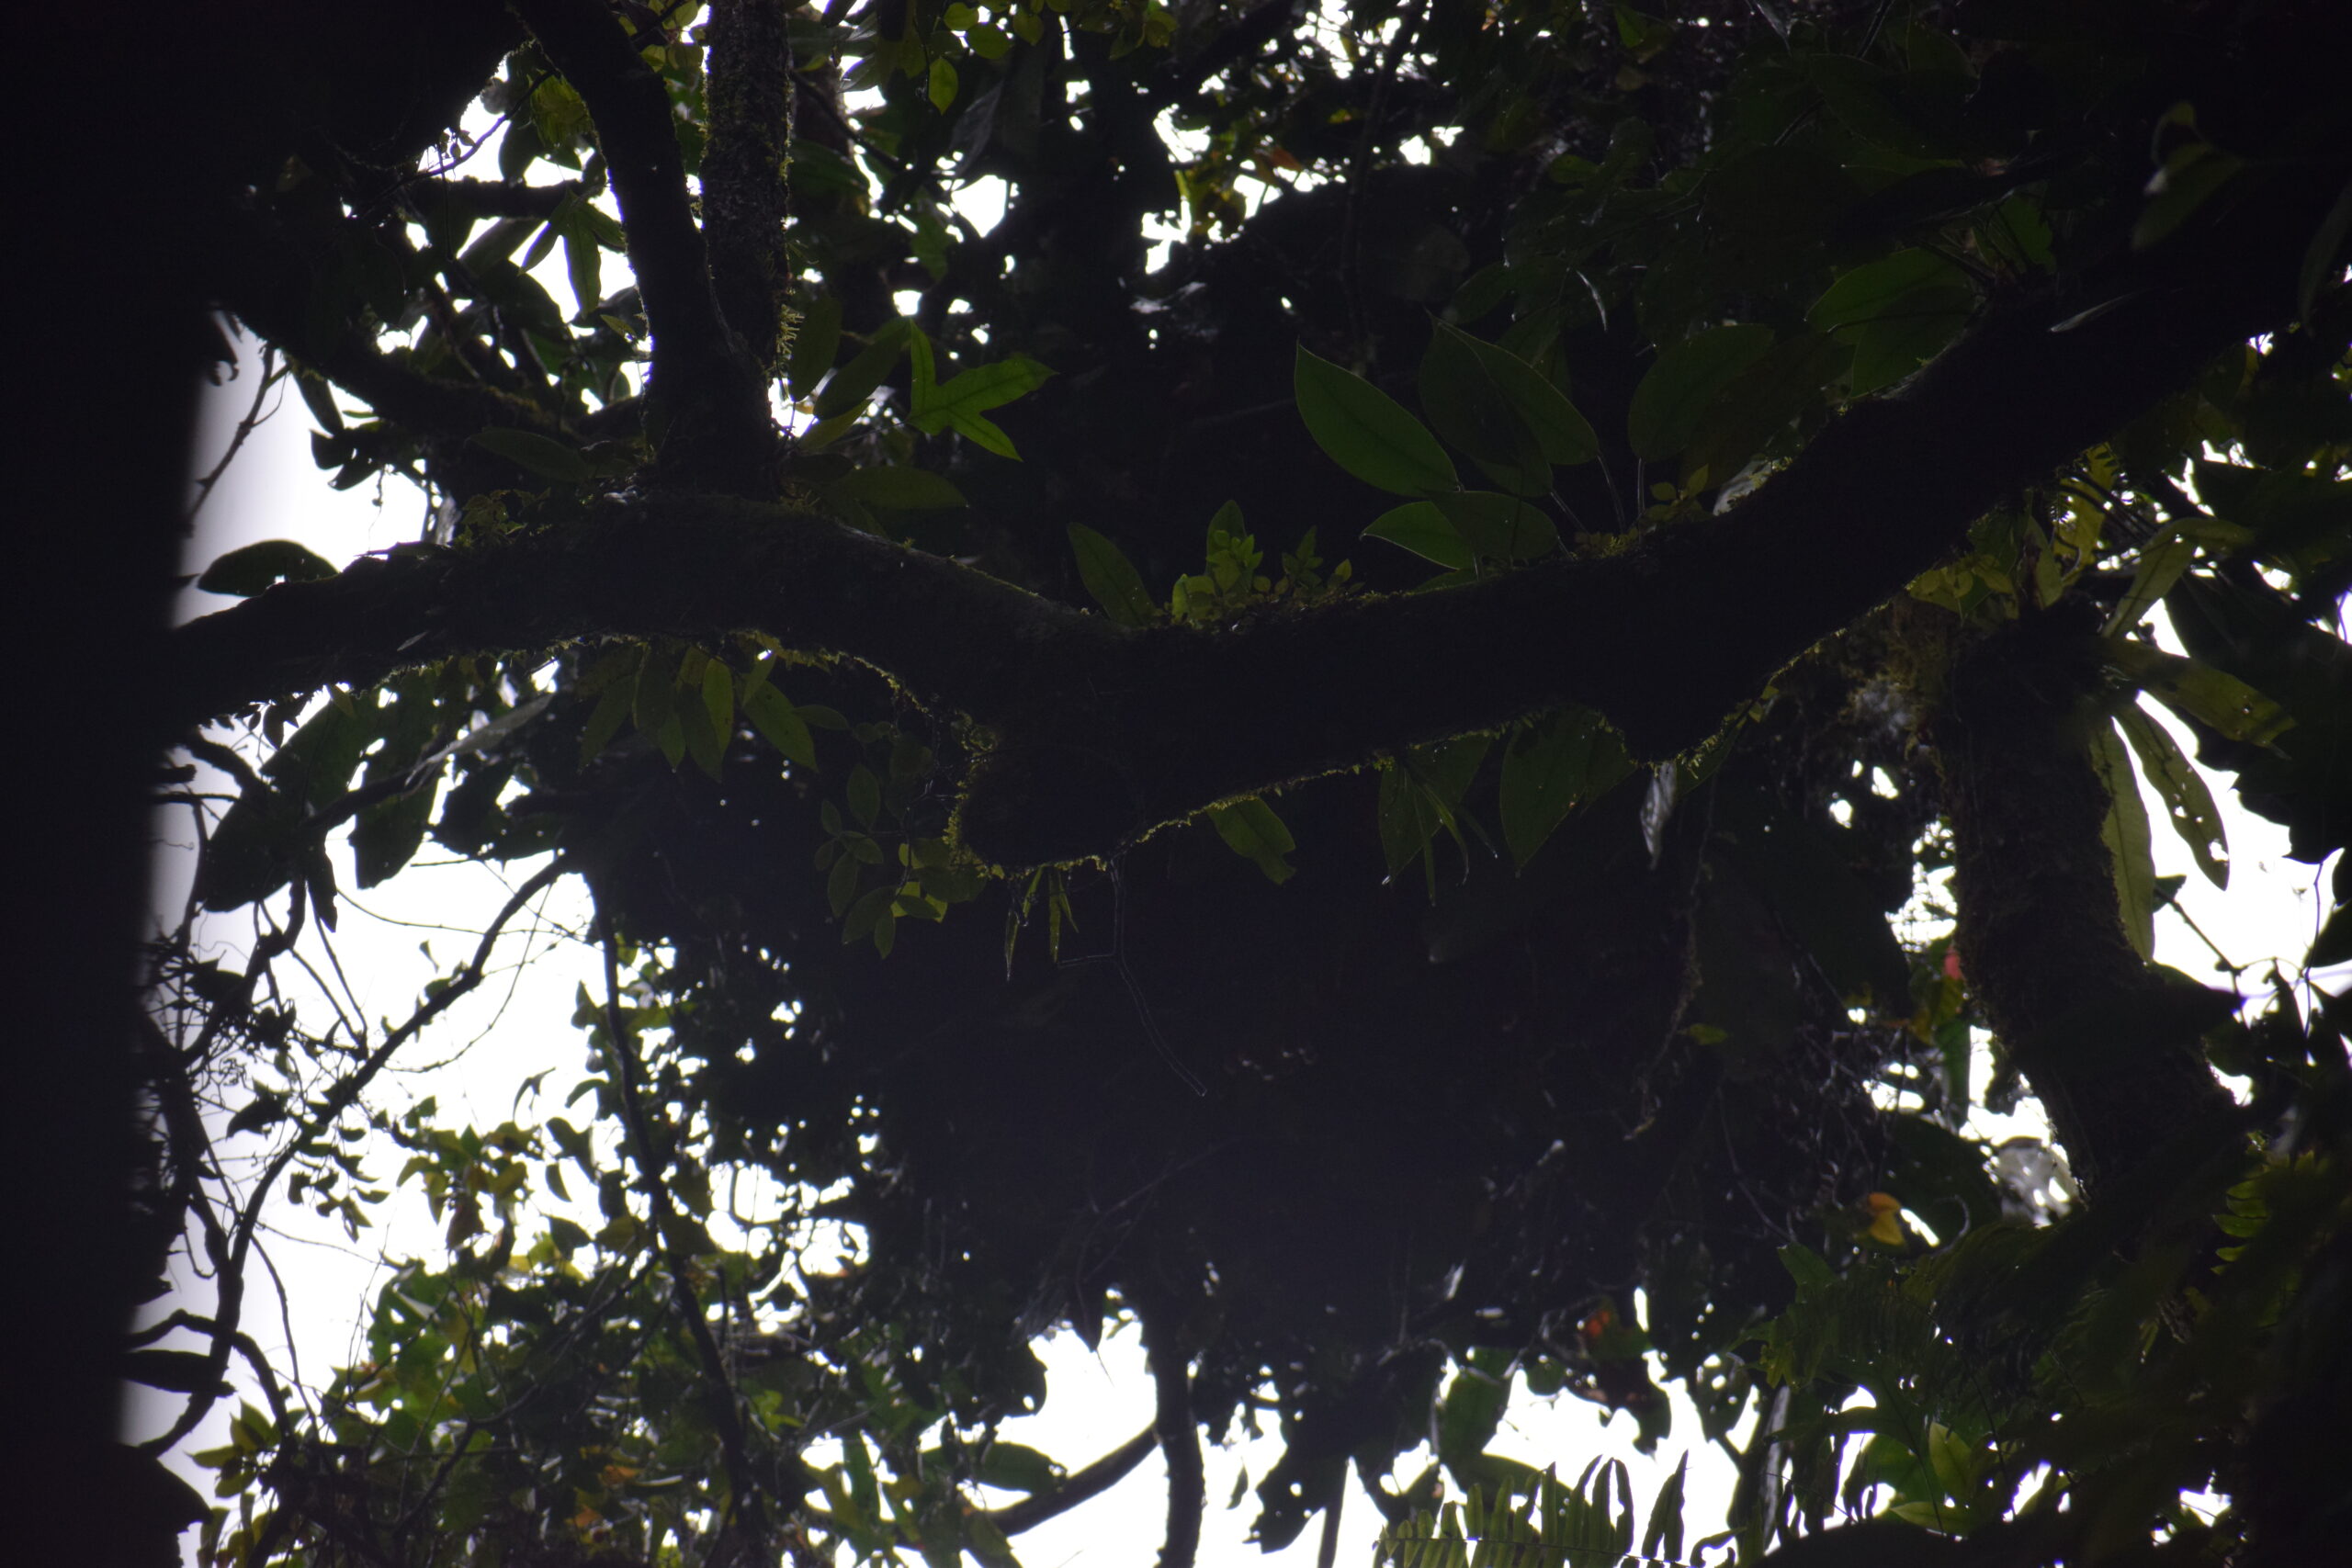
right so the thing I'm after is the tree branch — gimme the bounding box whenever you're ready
[701,0,795,372]
[1937,612,2241,1193]
[1147,1328,1203,1568]
[167,164,2326,867]
[981,1427,1158,1535]
[514,0,775,492]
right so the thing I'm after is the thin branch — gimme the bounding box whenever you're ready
[514,0,775,491]
[982,1427,1158,1535]
[187,343,284,526]
[593,895,771,1550]
[401,175,583,220]
[1146,1323,1203,1568]
[139,859,570,1455]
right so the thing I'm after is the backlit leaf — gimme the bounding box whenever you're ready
[1626,325,1775,460]
[1296,344,1457,496]
[2091,719,2158,958]
[1067,525,1158,626]
[2116,702,2228,888]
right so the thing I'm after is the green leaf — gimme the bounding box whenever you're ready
[1626,324,1775,460]
[2103,533,2199,636]
[1417,320,1595,495]
[1436,1359,1510,1467]
[943,409,1022,459]
[1207,796,1296,884]
[742,683,816,767]
[1435,491,1559,562]
[2106,641,2294,745]
[1067,525,1158,626]
[471,426,594,483]
[847,762,880,828]
[1808,249,1969,333]
[1499,710,1629,869]
[1365,502,1473,570]
[1295,344,1458,496]
[2091,719,2158,959]
[352,777,439,888]
[829,467,968,510]
[976,1442,1063,1495]
[813,318,911,420]
[1809,251,1975,396]
[787,292,844,400]
[927,54,958,110]
[1778,1242,1834,1293]
[701,658,734,744]
[196,539,339,598]
[2134,143,2244,251]
[1641,1454,1688,1563]
[2116,702,2228,889]
[910,351,1054,438]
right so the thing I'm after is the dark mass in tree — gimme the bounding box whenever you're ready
[56,2,2352,1565]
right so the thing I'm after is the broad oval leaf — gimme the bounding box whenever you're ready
[1207,796,1296,884]
[830,467,968,510]
[1420,319,1599,468]
[196,539,338,598]
[1419,322,1547,494]
[1807,248,1969,333]
[1066,524,1159,626]
[1626,324,1775,460]
[1295,344,1457,496]
[471,426,594,483]
[1365,502,1472,570]
[743,683,817,767]
[1499,709,1629,869]
[1436,491,1559,562]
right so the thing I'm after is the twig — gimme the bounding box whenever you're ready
[514,0,775,490]
[594,896,771,1550]
[1145,1314,1202,1568]
[981,1427,1158,1534]
[139,858,569,1455]
[187,342,284,526]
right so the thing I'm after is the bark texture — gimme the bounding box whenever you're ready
[1938,612,2241,1193]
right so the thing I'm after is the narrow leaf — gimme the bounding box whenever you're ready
[2091,720,2158,959]
[2116,702,2228,888]
[2102,532,2198,636]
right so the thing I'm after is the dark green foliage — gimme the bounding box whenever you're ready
[139,2,2352,1566]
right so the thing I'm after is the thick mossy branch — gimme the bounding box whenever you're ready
[1938,613,2241,1194]
[172,171,2316,867]
[702,0,795,373]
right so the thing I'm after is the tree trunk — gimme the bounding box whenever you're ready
[1936,610,2241,1196]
